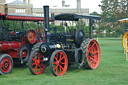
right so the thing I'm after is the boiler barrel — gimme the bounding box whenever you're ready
[0,41,21,52]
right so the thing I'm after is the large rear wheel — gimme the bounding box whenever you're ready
[50,50,68,76]
[0,54,13,75]
[28,49,46,75]
[81,39,101,69]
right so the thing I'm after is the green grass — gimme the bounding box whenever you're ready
[0,38,128,85]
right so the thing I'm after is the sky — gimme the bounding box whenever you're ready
[6,0,102,13]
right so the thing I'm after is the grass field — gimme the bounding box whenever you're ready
[0,38,128,85]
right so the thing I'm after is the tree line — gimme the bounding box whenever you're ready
[91,0,128,37]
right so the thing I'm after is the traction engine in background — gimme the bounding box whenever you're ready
[0,13,48,75]
[0,28,38,74]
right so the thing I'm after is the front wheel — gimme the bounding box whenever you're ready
[50,50,68,76]
[0,54,13,75]
[28,49,46,75]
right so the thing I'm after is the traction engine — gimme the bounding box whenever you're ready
[0,28,37,75]
[0,13,47,75]
[28,6,101,76]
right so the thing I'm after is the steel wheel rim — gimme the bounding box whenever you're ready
[31,51,46,75]
[53,51,68,76]
[87,40,101,69]
[122,31,128,51]
[27,30,37,44]
[1,58,12,73]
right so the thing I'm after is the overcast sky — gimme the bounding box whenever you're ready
[6,0,102,13]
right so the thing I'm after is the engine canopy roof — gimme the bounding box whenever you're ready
[53,13,101,21]
[0,13,54,22]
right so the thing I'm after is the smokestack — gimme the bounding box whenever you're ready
[43,6,49,42]
[77,0,81,14]
[77,0,81,9]
[62,0,65,7]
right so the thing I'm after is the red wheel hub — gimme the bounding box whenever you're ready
[87,40,101,69]
[1,58,11,73]
[31,52,46,75]
[53,51,68,76]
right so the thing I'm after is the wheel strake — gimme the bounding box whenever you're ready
[50,50,68,76]
[81,39,101,69]
[75,48,84,68]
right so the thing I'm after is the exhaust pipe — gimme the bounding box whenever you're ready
[43,5,49,42]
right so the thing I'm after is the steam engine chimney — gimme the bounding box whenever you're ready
[77,0,81,14]
[62,0,65,7]
[77,0,81,9]
[43,6,50,42]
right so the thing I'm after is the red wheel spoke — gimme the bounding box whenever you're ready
[60,53,63,57]
[56,67,58,74]
[90,57,97,63]
[54,65,59,70]
[59,56,64,61]
[53,62,57,65]
[33,65,38,72]
[54,57,59,62]
[58,53,62,61]
[55,53,58,59]
[89,46,95,51]
[91,51,98,54]
[32,58,37,61]
[39,64,42,71]
[59,66,62,73]
[89,42,96,51]
[61,63,66,64]
[59,65,64,70]
[91,55,95,58]
[31,63,36,66]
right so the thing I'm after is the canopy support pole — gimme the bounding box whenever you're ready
[89,19,92,38]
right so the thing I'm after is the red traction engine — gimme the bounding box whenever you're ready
[0,13,50,75]
[28,6,101,76]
